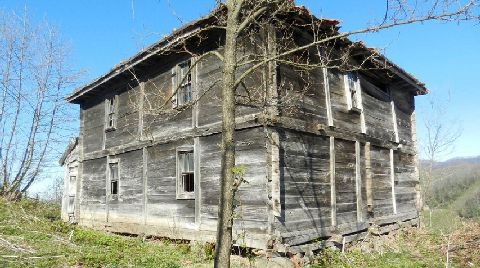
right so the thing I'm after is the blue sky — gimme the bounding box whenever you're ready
[0,1,478,192]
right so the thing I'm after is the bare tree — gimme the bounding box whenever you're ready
[420,94,462,208]
[0,10,79,200]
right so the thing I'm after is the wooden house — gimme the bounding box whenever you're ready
[61,6,425,253]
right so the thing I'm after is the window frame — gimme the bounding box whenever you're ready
[171,59,193,109]
[343,72,363,112]
[105,95,118,132]
[108,159,120,197]
[176,146,195,200]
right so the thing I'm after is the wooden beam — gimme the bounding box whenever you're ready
[270,131,281,217]
[365,142,373,214]
[390,149,397,214]
[330,136,336,226]
[138,82,145,140]
[323,68,334,127]
[355,141,363,222]
[390,94,399,143]
[142,147,148,225]
[358,82,366,134]
[194,137,201,226]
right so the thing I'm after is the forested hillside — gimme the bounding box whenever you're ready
[423,156,480,218]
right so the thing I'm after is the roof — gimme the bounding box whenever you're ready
[59,137,78,166]
[67,4,427,103]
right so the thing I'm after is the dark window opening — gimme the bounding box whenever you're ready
[109,162,119,195]
[111,180,118,195]
[182,173,194,192]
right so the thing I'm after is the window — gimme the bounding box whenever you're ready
[109,162,119,195]
[105,95,117,131]
[172,60,193,108]
[344,72,362,111]
[68,196,75,214]
[177,149,194,199]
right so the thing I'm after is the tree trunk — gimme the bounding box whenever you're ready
[214,1,239,267]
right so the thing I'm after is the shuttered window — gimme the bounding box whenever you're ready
[171,59,193,108]
[344,72,362,111]
[105,95,117,131]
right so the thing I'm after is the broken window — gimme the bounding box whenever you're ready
[177,149,195,199]
[105,95,117,131]
[344,72,362,111]
[172,59,193,108]
[109,162,119,195]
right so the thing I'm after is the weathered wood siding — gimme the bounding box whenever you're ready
[393,152,417,214]
[146,140,195,226]
[104,86,140,148]
[370,146,395,217]
[199,127,269,236]
[278,66,329,124]
[107,149,144,224]
[391,87,414,145]
[276,129,332,242]
[328,70,361,132]
[361,78,395,142]
[80,158,107,222]
[81,100,105,154]
[334,139,358,225]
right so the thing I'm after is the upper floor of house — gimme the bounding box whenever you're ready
[66,6,427,158]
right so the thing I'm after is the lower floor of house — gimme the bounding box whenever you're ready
[61,126,420,252]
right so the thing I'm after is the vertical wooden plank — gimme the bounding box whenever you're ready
[193,57,198,128]
[194,137,201,226]
[390,149,397,214]
[343,74,353,110]
[323,68,334,127]
[270,130,281,217]
[357,81,367,134]
[105,155,110,223]
[138,82,145,140]
[365,142,373,214]
[330,136,336,226]
[142,147,148,225]
[76,108,85,221]
[391,98,399,143]
[355,141,363,222]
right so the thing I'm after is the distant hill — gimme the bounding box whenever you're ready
[420,155,480,170]
[423,155,480,218]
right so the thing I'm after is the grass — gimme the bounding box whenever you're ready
[0,198,478,267]
[0,199,214,267]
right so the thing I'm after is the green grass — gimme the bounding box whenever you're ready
[1,198,478,267]
[0,199,214,267]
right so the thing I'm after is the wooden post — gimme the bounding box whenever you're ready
[142,147,148,225]
[391,98,399,143]
[390,149,397,214]
[270,131,281,217]
[330,136,336,226]
[323,68,334,127]
[194,137,201,226]
[138,82,145,140]
[106,155,110,223]
[355,141,363,222]
[365,142,373,214]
